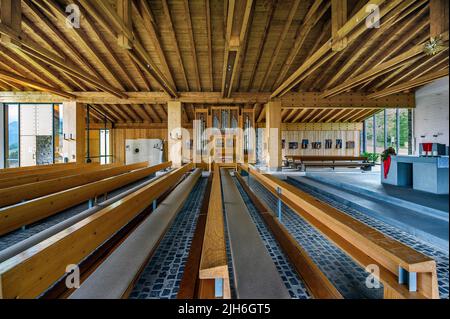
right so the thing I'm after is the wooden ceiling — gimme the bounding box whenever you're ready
[0,0,448,125]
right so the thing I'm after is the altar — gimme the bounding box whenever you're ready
[381,155,449,194]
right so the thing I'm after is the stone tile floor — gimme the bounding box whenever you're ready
[0,175,156,251]
[287,178,449,299]
[232,176,310,299]
[247,176,384,299]
[129,177,207,299]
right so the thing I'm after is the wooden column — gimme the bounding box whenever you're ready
[430,0,449,38]
[265,101,282,171]
[331,0,347,51]
[63,102,86,164]
[168,101,182,167]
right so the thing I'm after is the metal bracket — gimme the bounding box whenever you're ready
[398,266,417,292]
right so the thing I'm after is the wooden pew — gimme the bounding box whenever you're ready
[0,164,193,299]
[235,172,342,299]
[0,162,171,236]
[198,164,231,299]
[0,162,94,178]
[0,162,78,173]
[0,162,149,207]
[239,164,439,299]
[0,163,112,189]
[284,155,371,171]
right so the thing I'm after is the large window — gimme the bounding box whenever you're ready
[363,108,413,157]
[5,104,19,168]
[3,103,62,168]
[100,129,111,164]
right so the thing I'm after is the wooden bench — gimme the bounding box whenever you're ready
[0,162,95,179]
[239,164,439,299]
[284,155,372,171]
[235,172,342,299]
[198,164,231,299]
[68,168,201,299]
[0,162,79,173]
[0,163,193,299]
[0,163,110,189]
[0,162,171,236]
[0,162,148,207]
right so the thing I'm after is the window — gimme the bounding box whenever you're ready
[3,103,62,167]
[375,110,385,157]
[398,109,411,155]
[386,109,397,150]
[365,116,374,153]
[5,104,19,168]
[100,129,111,164]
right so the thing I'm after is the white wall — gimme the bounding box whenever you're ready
[414,76,449,155]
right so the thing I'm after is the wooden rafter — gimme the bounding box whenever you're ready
[184,0,201,91]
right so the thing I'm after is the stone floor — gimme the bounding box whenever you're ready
[287,178,449,299]
[0,175,157,251]
[129,177,207,299]
[247,176,384,299]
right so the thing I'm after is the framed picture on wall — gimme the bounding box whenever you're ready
[336,139,343,149]
[282,139,285,149]
[325,139,333,149]
[301,139,309,149]
[312,142,322,149]
[289,142,299,150]
[346,141,355,149]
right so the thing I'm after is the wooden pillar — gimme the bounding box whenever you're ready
[63,102,86,164]
[331,0,347,51]
[430,0,449,38]
[265,101,282,171]
[168,101,182,167]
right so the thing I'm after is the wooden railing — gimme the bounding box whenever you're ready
[235,172,342,299]
[0,163,193,299]
[0,162,171,236]
[238,164,439,299]
[0,162,148,207]
[198,164,231,299]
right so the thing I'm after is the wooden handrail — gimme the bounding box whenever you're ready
[0,162,172,236]
[0,162,149,207]
[198,164,230,299]
[0,162,96,178]
[238,164,439,299]
[0,163,193,299]
[0,163,118,189]
[235,172,342,299]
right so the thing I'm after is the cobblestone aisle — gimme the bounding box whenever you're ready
[129,177,207,299]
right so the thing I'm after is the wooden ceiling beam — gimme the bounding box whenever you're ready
[272,0,401,98]
[368,69,449,99]
[324,1,426,90]
[161,0,189,91]
[0,91,415,108]
[259,0,301,91]
[331,0,347,52]
[41,0,126,91]
[206,0,213,91]
[291,108,309,123]
[246,0,276,91]
[184,0,201,91]
[430,0,449,38]
[273,0,325,90]
[221,0,253,97]
[0,69,75,99]
[321,33,446,98]
[326,109,348,122]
